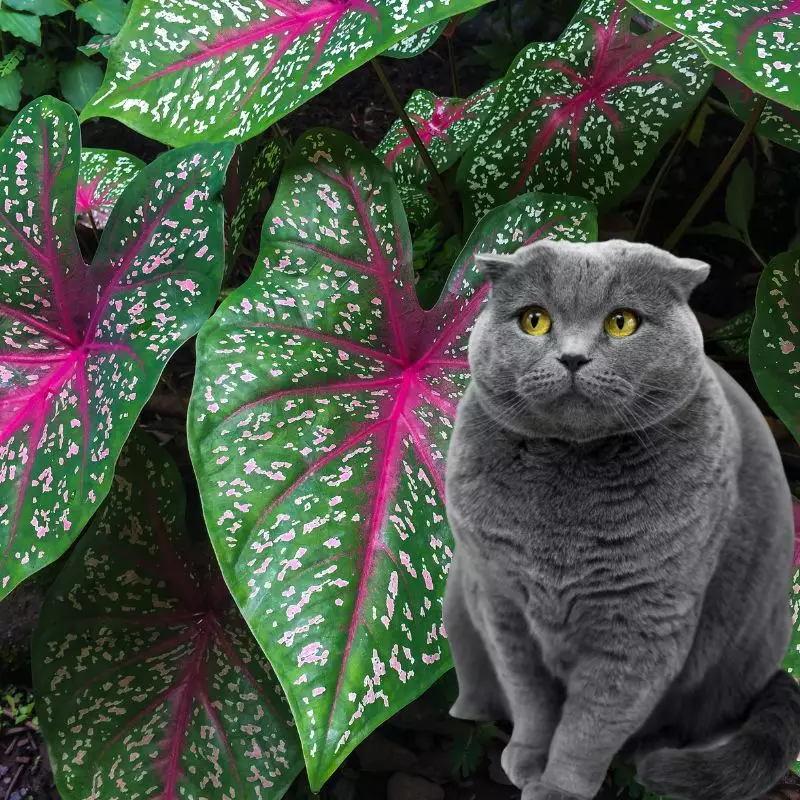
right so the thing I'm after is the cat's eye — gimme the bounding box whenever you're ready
[519,306,552,336]
[604,309,640,338]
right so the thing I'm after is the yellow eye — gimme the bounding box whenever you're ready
[520,307,552,336]
[604,309,640,338]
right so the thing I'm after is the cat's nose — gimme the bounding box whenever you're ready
[558,353,591,372]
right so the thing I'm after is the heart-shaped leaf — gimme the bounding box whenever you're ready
[58,57,105,112]
[0,97,233,600]
[77,33,115,59]
[457,0,712,226]
[81,0,492,148]
[628,0,800,110]
[375,83,498,225]
[385,21,447,58]
[189,127,598,789]
[76,147,144,230]
[716,71,800,153]
[750,250,800,444]
[33,432,303,800]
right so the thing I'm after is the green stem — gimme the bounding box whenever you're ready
[371,58,462,241]
[664,94,767,252]
[446,35,460,97]
[87,210,100,243]
[743,231,768,270]
[634,101,704,242]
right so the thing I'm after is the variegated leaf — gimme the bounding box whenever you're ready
[77,33,115,58]
[80,0,492,148]
[716,71,800,153]
[750,250,800,444]
[627,0,800,110]
[76,147,145,230]
[33,432,303,800]
[385,20,447,58]
[457,0,712,226]
[189,127,598,789]
[375,83,498,225]
[0,97,233,600]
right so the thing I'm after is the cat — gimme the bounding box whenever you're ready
[443,239,800,800]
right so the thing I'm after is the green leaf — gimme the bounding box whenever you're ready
[725,158,754,235]
[750,250,800,444]
[74,0,127,34]
[227,137,282,270]
[709,310,755,359]
[716,72,800,154]
[58,57,104,111]
[0,97,233,600]
[0,9,41,44]
[80,0,493,147]
[19,54,57,96]
[385,20,447,58]
[457,0,712,226]
[33,432,303,799]
[451,723,496,778]
[0,71,22,112]
[76,32,114,58]
[76,147,145,229]
[628,0,800,111]
[374,82,498,226]
[688,221,745,243]
[189,126,598,790]
[2,0,71,14]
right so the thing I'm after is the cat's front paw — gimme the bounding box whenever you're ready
[500,741,547,787]
[521,782,586,800]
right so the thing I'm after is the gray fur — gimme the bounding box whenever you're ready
[443,240,800,800]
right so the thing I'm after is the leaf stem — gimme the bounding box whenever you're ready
[371,58,462,241]
[446,35,460,97]
[87,210,100,243]
[664,94,767,252]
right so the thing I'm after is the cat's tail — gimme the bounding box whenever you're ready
[636,670,800,800]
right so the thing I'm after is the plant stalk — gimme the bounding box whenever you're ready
[87,210,101,243]
[446,35,460,97]
[371,58,462,240]
[664,94,767,252]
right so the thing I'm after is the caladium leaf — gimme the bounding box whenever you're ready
[627,0,800,110]
[385,21,447,58]
[189,127,598,789]
[33,432,303,800]
[228,138,283,271]
[0,97,233,600]
[375,83,498,225]
[76,147,145,230]
[457,0,712,226]
[77,33,115,59]
[750,250,800,444]
[80,0,492,148]
[716,71,800,154]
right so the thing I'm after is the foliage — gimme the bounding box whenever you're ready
[33,432,303,799]
[75,147,144,230]
[81,0,493,147]
[1,686,37,729]
[750,250,800,445]
[627,0,800,110]
[0,97,232,601]
[385,20,448,58]
[458,0,712,226]
[451,722,497,778]
[189,127,598,789]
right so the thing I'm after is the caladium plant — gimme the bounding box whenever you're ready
[75,147,144,230]
[80,0,492,148]
[33,432,303,800]
[750,250,800,445]
[189,127,598,789]
[457,0,712,226]
[375,83,498,225]
[385,21,447,58]
[627,0,800,110]
[0,96,232,601]
[716,72,800,153]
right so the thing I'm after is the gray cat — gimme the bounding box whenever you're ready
[443,239,800,800]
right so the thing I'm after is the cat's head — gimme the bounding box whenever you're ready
[467,239,709,442]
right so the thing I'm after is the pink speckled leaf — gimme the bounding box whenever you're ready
[80,0,492,148]
[33,432,303,800]
[0,96,233,601]
[628,0,800,110]
[457,0,712,226]
[385,20,447,57]
[189,127,598,789]
[76,147,145,230]
[374,83,498,226]
[750,250,800,444]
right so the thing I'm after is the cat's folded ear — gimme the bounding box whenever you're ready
[664,255,711,296]
[474,252,518,283]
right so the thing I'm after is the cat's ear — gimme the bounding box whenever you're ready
[666,256,710,296]
[474,252,518,283]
